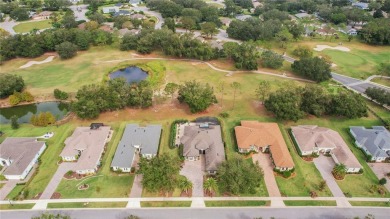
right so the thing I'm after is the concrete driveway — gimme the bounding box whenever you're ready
[40,162,76,199]
[0,180,18,200]
[252,152,281,197]
[180,157,205,197]
[368,163,390,192]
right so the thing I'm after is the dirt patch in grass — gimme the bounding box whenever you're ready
[50,192,61,199]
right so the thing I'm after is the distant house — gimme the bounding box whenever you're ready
[295,12,310,19]
[235,14,252,21]
[99,25,114,33]
[32,11,52,20]
[350,126,390,162]
[352,2,369,10]
[118,28,140,37]
[315,28,336,36]
[114,10,132,17]
[60,126,111,175]
[111,124,162,172]
[220,17,232,27]
[102,6,120,14]
[0,138,46,180]
[129,0,142,7]
[291,125,362,173]
[179,121,225,174]
[235,121,294,172]
[130,13,145,20]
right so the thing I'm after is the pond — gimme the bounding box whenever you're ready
[109,66,148,83]
[0,101,69,124]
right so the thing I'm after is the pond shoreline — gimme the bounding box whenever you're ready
[0,96,71,109]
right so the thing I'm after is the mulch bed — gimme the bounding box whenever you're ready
[180,189,192,197]
[203,191,216,197]
[64,172,85,180]
[302,157,314,162]
[51,192,61,199]
[32,193,42,200]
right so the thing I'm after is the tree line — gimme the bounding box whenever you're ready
[263,85,368,121]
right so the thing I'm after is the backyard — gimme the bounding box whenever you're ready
[13,20,52,33]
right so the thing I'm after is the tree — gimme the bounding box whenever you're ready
[359,18,390,45]
[377,62,390,76]
[301,85,330,117]
[332,163,347,180]
[0,74,25,99]
[61,11,77,29]
[120,34,139,51]
[114,15,129,29]
[292,46,313,58]
[164,82,179,99]
[53,89,69,100]
[163,17,176,32]
[178,177,193,196]
[373,9,384,19]
[260,50,284,69]
[365,87,390,106]
[11,115,19,129]
[84,21,99,31]
[0,28,10,40]
[264,88,304,121]
[217,156,263,195]
[203,177,218,197]
[231,82,241,109]
[89,12,106,24]
[32,213,70,219]
[177,81,217,113]
[9,8,29,21]
[328,92,368,119]
[56,42,78,59]
[181,16,196,32]
[138,154,181,195]
[44,0,70,11]
[224,0,241,17]
[262,9,290,21]
[291,57,331,82]
[255,80,271,104]
[287,22,304,41]
[379,178,387,185]
[201,22,218,39]
[230,41,260,70]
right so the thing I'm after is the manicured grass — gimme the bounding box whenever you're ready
[205,200,269,207]
[55,122,134,198]
[47,202,127,209]
[283,200,337,206]
[0,204,35,210]
[140,201,191,207]
[349,201,390,207]
[371,77,390,87]
[141,188,182,197]
[2,123,75,200]
[13,20,52,33]
[283,113,390,198]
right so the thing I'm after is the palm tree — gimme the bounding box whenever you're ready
[231,82,241,110]
[332,163,347,180]
[178,178,193,196]
[204,178,218,197]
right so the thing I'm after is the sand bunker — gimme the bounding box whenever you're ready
[313,45,350,52]
[19,56,55,69]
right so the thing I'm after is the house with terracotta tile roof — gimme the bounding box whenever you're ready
[235,121,294,171]
[291,125,362,173]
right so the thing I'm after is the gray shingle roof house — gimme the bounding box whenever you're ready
[111,124,162,172]
[180,122,225,174]
[350,126,390,162]
[0,138,46,180]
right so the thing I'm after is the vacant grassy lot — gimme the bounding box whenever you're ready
[283,200,337,206]
[205,200,269,207]
[349,201,390,207]
[55,122,134,198]
[141,201,192,207]
[47,202,127,209]
[1,123,75,200]
[13,20,52,33]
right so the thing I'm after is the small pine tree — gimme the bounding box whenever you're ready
[11,115,19,129]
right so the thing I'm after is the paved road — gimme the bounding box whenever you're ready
[132,6,163,29]
[0,17,17,34]
[40,163,76,199]
[69,4,89,22]
[2,208,390,219]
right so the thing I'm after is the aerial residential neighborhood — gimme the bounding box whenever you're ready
[0,0,389,219]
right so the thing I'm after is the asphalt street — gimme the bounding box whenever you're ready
[2,207,390,219]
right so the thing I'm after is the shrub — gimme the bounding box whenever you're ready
[169,119,188,149]
[56,41,78,59]
[219,112,229,118]
[379,178,387,185]
[0,74,25,99]
[310,191,318,198]
[9,94,20,106]
[282,171,291,178]
[54,89,69,100]
[30,112,56,127]
[11,115,19,129]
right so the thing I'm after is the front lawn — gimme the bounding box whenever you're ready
[13,20,52,33]
[2,123,75,200]
[140,201,191,207]
[283,200,337,206]
[205,200,269,207]
[47,202,127,209]
[349,201,390,207]
[0,204,35,210]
